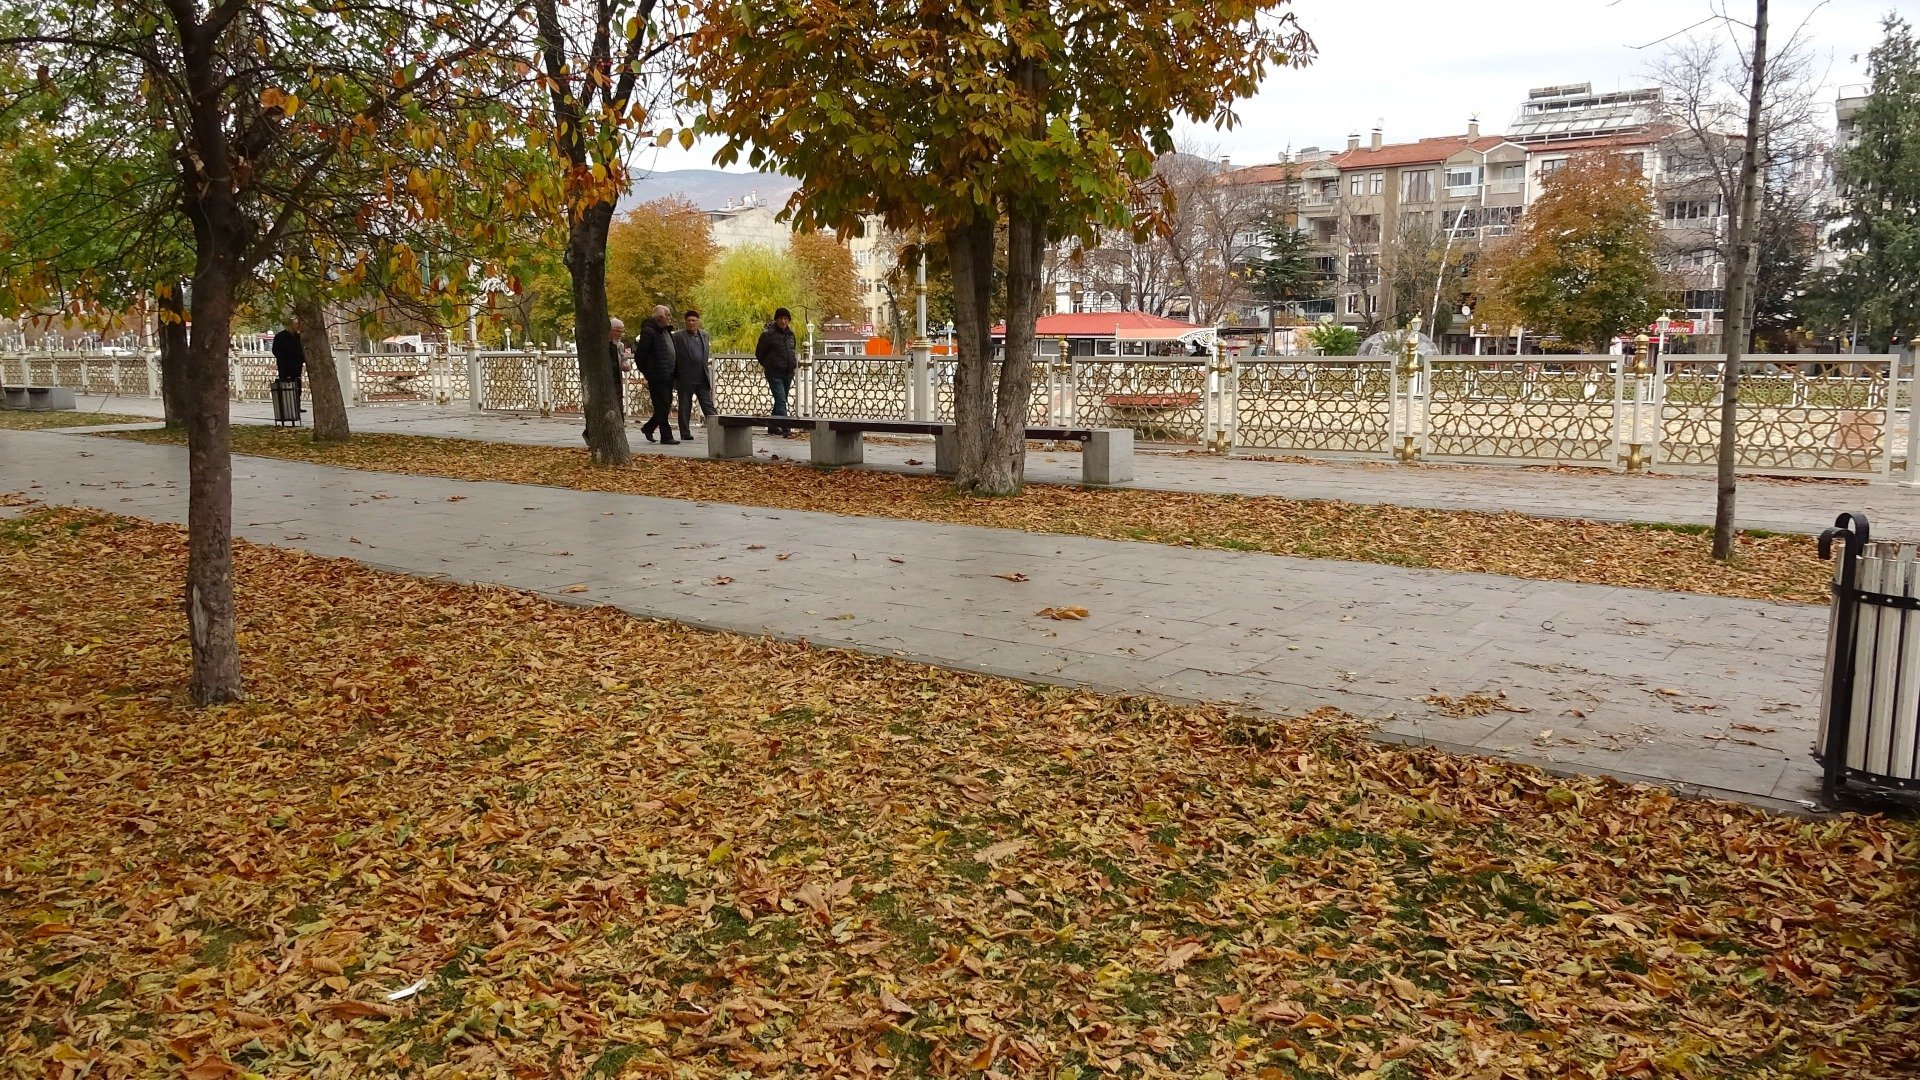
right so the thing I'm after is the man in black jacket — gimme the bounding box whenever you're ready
[754,307,798,436]
[635,305,679,444]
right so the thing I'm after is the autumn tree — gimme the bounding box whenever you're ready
[606,197,716,322]
[791,230,862,323]
[690,0,1310,494]
[694,244,809,352]
[527,0,684,466]
[1,0,524,702]
[1472,154,1668,352]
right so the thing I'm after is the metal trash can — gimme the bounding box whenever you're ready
[1817,512,1920,800]
[270,378,301,426]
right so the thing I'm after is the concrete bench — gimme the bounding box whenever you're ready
[2,386,77,411]
[708,414,1133,485]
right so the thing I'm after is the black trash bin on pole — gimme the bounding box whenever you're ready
[270,378,301,426]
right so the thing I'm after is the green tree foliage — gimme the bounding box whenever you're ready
[606,198,717,323]
[689,0,1311,493]
[694,245,809,353]
[1305,322,1360,355]
[1472,154,1669,351]
[1831,15,1920,348]
[1243,222,1322,316]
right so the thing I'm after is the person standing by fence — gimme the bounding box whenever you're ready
[755,307,798,436]
[636,305,679,444]
[673,309,716,441]
[270,327,304,418]
[585,317,633,444]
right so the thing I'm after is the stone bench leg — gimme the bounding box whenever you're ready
[27,387,76,412]
[810,427,865,467]
[708,423,754,460]
[933,430,960,476]
[2,387,27,409]
[1082,429,1134,485]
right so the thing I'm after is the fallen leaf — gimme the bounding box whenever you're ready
[994,572,1029,582]
[562,584,590,594]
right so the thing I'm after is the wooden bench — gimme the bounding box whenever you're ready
[2,386,77,411]
[708,415,1134,485]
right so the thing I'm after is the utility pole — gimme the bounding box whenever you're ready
[1712,0,1767,561]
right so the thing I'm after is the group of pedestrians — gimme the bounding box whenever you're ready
[594,304,800,445]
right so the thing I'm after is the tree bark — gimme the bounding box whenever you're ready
[567,200,631,465]
[157,283,187,428]
[1712,0,1767,562]
[948,216,999,490]
[967,206,1047,494]
[294,298,351,442]
[180,260,243,704]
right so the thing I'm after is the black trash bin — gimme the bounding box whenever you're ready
[270,378,302,426]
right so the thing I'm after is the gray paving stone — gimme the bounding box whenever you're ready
[0,425,1844,811]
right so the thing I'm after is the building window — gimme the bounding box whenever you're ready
[1664,198,1722,221]
[1401,170,1433,201]
[1680,289,1724,312]
[1313,255,1337,281]
[1371,172,1385,195]
[1350,215,1380,244]
[1345,292,1362,315]
[1538,158,1566,176]
[1349,173,1366,197]
[1445,166,1480,191]
[1347,254,1378,283]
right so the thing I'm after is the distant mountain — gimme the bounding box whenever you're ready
[620,169,802,213]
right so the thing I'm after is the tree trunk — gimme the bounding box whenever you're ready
[157,283,187,428]
[181,261,243,704]
[294,299,351,442]
[1713,0,1767,562]
[567,200,631,465]
[948,216,999,491]
[968,206,1047,494]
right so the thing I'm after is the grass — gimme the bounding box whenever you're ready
[112,425,1836,604]
[0,408,152,430]
[0,505,1915,1078]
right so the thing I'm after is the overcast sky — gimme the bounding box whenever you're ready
[635,0,1896,176]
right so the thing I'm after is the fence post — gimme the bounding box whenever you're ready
[1900,349,1920,487]
[535,350,553,417]
[340,350,361,406]
[1394,319,1423,463]
[146,354,162,399]
[467,347,484,411]
[909,339,933,421]
[1622,334,1652,472]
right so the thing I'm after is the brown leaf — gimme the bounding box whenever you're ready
[1159,941,1204,972]
[561,584,589,594]
[878,986,916,1016]
[709,576,734,586]
[183,1055,239,1080]
[994,572,1029,582]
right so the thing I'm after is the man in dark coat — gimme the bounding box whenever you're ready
[754,307,799,436]
[270,327,304,417]
[672,309,716,441]
[635,304,679,444]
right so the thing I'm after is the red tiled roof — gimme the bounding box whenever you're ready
[990,312,1202,337]
[1329,134,1510,170]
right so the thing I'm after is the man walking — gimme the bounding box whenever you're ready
[636,304,679,444]
[673,309,717,442]
[270,326,304,418]
[584,317,632,444]
[754,307,798,436]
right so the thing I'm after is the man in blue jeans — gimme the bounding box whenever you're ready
[754,307,799,436]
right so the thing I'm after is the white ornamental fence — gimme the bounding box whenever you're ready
[6,347,1906,480]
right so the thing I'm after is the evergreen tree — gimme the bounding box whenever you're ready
[1831,15,1920,348]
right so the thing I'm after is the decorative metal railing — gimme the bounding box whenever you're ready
[1233,358,1394,454]
[6,347,1907,479]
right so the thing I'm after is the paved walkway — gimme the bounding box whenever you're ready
[59,394,1920,536]
[3,427,1833,812]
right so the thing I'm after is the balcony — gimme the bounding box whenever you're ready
[1445,184,1481,198]
[1488,179,1524,195]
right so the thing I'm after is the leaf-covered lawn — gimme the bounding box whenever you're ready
[117,426,1831,604]
[2,506,1914,1079]
[0,409,152,430]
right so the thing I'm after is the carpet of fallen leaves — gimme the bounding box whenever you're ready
[2,507,1915,1079]
[116,427,1830,604]
[0,410,152,431]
